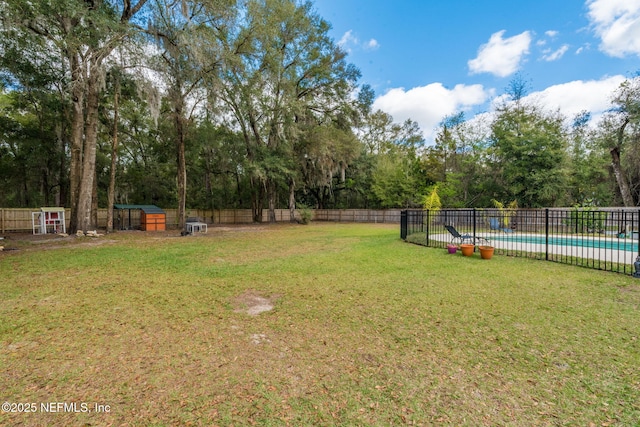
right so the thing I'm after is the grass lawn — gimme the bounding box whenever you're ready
[1,223,639,426]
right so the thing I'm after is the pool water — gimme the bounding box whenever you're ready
[490,234,640,252]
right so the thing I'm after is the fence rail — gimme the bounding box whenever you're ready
[0,208,402,233]
[401,208,640,277]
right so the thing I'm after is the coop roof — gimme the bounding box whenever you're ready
[113,204,165,214]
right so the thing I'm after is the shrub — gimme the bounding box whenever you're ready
[298,205,312,224]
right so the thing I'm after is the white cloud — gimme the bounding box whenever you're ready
[524,75,625,118]
[338,30,358,52]
[545,30,559,38]
[371,76,625,143]
[372,83,492,140]
[468,30,532,77]
[365,39,380,50]
[587,0,640,57]
[338,30,379,52]
[576,43,592,55]
[541,44,569,61]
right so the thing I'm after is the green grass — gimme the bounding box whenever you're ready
[1,223,640,426]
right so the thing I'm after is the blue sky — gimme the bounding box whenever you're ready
[313,0,640,141]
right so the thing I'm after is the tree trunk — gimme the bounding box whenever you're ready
[56,115,67,207]
[107,84,119,233]
[610,146,634,207]
[204,148,215,223]
[268,179,276,223]
[251,177,264,222]
[19,159,29,206]
[611,118,634,207]
[42,169,50,206]
[91,167,98,228]
[236,172,242,208]
[175,108,187,231]
[289,178,296,222]
[68,55,85,233]
[310,188,322,210]
[76,69,100,233]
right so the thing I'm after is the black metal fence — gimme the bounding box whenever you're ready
[401,208,640,276]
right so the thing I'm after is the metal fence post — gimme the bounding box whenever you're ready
[472,208,477,241]
[545,209,549,261]
[425,210,429,245]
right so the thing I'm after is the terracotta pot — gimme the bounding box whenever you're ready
[479,245,494,260]
[460,244,475,257]
[447,244,458,254]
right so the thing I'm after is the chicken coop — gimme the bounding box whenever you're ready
[113,205,166,231]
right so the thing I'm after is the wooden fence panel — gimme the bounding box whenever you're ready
[0,208,403,232]
[0,208,72,233]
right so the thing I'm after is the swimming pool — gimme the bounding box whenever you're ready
[490,234,640,252]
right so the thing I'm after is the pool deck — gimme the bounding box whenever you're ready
[431,232,640,265]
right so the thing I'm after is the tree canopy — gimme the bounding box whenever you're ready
[1,1,639,223]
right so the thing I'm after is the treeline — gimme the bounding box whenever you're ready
[428,75,640,210]
[0,1,639,233]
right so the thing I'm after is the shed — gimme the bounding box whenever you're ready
[113,205,166,231]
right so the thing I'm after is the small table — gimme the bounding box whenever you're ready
[186,222,207,233]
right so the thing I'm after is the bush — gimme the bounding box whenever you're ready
[564,206,607,233]
[298,205,312,224]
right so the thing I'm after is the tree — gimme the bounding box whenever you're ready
[600,76,640,206]
[102,66,146,231]
[433,113,464,182]
[360,112,426,208]
[186,122,247,213]
[218,0,359,222]
[1,0,148,232]
[491,95,569,208]
[0,14,71,208]
[422,185,441,212]
[427,113,494,207]
[567,111,613,206]
[295,123,360,209]
[147,0,232,229]
[0,77,66,207]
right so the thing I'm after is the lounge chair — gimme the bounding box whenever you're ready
[490,217,514,233]
[444,225,490,245]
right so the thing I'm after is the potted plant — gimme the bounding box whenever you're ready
[447,244,458,254]
[460,243,475,257]
[479,245,494,260]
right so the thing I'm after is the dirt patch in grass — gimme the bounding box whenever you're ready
[232,290,280,315]
[206,225,269,234]
[0,225,273,253]
[0,235,118,253]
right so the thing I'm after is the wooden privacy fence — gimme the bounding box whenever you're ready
[0,208,402,233]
